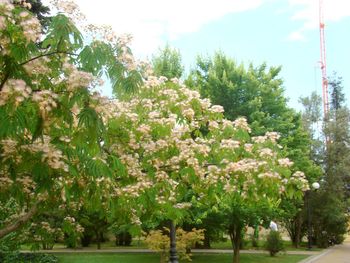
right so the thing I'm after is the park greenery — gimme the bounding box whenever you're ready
[0,1,349,263]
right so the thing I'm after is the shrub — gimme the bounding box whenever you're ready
[0,253,58,263]
[265,231,284,256]
[144,227,204,263]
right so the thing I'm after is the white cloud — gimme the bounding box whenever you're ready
[287,30,306,41]
[71,0,267,56]
[288,0,350,41]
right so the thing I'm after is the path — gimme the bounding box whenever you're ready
[21,247,318,255]
[300,236,350,263]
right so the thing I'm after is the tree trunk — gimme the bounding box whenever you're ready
[0,203,38,239]
[294,216,302,248]
[96,230,101,249]
[169,220,179,263]
[203,232,211,248]
[229,225,243,263]
[285,211,303,248]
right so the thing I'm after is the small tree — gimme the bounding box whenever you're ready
[265,230,284,256]
[144,228,204,263]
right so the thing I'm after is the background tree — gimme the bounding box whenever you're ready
[187,52,321,248]
[14,0,51,28]
[151,44,184,79]
[300,73,349,247]
[299,92,324,165]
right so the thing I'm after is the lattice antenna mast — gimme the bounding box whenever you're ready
[319,0,329,118]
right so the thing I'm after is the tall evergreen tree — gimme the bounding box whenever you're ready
[15,0,51,28]
[301,73,350,247]
[151,44,184,79]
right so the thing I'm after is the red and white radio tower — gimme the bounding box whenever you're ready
[319,0,329,118]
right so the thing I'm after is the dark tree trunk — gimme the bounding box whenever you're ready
[285,211,303,248]
[169,220,179,263]
[95,230,101,249]
[229,225,243,263]
[195,231,211,248]
[203,232,211,248]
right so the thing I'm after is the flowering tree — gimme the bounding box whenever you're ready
[0,0,142,240]
[0,4,309,262]
[103,76,309,263]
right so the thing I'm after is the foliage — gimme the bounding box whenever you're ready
[187,53,290,135]
[0,252,58,263]
[311,190,348,247]
[152,44,184,79]
[0,3,311,261]
[329,73,346,111]
[300,73,350,248]
[187,52,314,260]
[298,92,324,165]
[265,230,285,256]
[77,208,109,249]
[26,217,64,250]
[0,0,142,243]
[144,227,204,262]
[14,0,51,29]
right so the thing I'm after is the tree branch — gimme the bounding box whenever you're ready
[0,51,77,92]
[0,72,9,92]
[20,50,77,66]
[0,203,39,239]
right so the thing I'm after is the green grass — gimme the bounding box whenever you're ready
[56,253,309,263]
[210,239,322,251]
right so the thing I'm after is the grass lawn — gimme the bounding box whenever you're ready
[56,253,309,263]
[210,239,322,251]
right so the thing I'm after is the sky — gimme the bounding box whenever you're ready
[69,0,349,110]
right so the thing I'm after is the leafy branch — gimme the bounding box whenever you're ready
[20,50,77,66]
[0,50,77,92]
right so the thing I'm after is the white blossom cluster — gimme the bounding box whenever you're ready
[23,57,51,76]
[115,180,153,198]
[116,34,136,71]
[0,2,14,55]
[258,148,275,158]
[0,138,21,163]
[265,131,281,142]
[65,66,94,91]
[18,11,41,42]
[0,79,31,106]
[21,136,68,172]
[0,2,9,30]
[64,216,84,233]
[16,176,36,194]
[173,202,192,209]
[130,208,141,225]
[0,169,13,189]
[257,172,281,179]
[40,221,56,234]
[32,90,59,116]
[278,158,294,167]
[144,76,165,88]
[49,0,85,23]
[105,80,310,208]
[220,139,240,150]
[233,117,251,132]
[289,171,310,191]
[210,105,224,113]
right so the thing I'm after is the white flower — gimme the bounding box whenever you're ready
[210,105,224,113]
